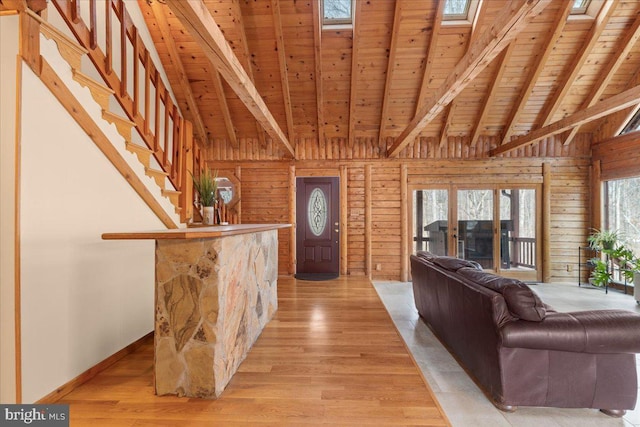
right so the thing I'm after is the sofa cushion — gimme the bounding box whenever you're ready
[432,256,483,271]
[416,251,436,261]
[457,267,546,321]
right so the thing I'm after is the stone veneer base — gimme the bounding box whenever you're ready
[153,229,278,398]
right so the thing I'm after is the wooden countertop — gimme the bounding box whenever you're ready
[102,223,291,240]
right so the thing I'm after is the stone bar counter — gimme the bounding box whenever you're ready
[102,224,290,398]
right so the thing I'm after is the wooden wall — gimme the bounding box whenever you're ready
[206,134,593,161]
[206,134,592,283]
[592,131,640,181]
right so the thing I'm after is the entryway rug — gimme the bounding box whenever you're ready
[294,273,339,281]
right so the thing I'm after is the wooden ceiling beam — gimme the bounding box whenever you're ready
[537,0,618,128]
[164,0,295,158]
[347,0,362,148]
[232,0,266,147]
[415,0,445,116]
[470,43,515,147]
[311,0,325,147]
[563,9,640,145]
[499,0,573,146]
[210,66,238,148]
[377,0,404,147]
[388,0,553,158]
[271,0,295,142]
[149,1,209,145]
[489,84,640,156]
[439,0,485,149]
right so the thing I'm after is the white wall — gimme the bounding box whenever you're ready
[0,14,19,404]
[19,64,164,403]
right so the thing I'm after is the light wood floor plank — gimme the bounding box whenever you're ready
[59,276,450,426]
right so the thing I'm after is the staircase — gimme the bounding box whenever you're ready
[21,5,200,228]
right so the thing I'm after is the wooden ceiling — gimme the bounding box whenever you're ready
[138,0,640,158]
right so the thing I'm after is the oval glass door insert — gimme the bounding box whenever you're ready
[308,187,328,236]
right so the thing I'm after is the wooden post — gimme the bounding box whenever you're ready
[542,162,551,283]
[289,165,296,275]
[592,160,602,232]
[365,164,372,279]
[182,121,194,223]
[19,10,40,73]
[235,166,242,223]
[340,165,348,276]
[400,164,408,282]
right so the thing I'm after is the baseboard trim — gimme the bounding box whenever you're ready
[36,332,153,403]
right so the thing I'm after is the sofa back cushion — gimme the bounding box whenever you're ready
[432,256,483,271]
[457,267,546,321]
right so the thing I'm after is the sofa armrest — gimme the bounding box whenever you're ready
[500,310,640,354]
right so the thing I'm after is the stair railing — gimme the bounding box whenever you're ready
[50,0,200,222]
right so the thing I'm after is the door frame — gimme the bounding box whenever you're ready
[293,170,344,275]
[408,183,542,282]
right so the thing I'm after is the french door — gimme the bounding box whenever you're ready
[412,185,540,281]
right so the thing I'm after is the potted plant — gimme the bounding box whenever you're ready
[191,168,218,225]
[589,258,611,288]
[587,228,619,251]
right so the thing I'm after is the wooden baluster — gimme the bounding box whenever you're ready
[89,0,97,49]
[164,94,171,169]
[132,27,139,115]
[154,71,160,153]
[119,0,127,97]
[70,0,80,23]
[174,113,183,186]
[144,51,151,135]
[105,0,112,74]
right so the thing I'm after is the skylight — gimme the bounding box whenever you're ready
[322,0,353,26]
[571,0,591,15]
[444,0,471,21]
[442,0,479,24]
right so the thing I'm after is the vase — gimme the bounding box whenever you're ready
[203,206,215,225]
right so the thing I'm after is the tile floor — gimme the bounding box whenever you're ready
[373,280,640,427]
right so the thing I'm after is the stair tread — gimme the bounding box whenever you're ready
[145,167,169,176]
[161,189,182,195]
[102,110,136,126]
[72,70,114,94]
[126,142,153,153]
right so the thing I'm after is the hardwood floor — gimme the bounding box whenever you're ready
[60,276,449,426]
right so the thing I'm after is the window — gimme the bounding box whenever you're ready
[619,108,640,135]
[443,0,479,24]
[571,0,591,15]
[604,176,640,257]
[412,186,538,278]
[322,0,353,27]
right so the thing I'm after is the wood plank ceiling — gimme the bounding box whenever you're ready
[138,0,640,159]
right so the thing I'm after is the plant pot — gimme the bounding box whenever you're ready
[203,206,215,225]
[634,272,640,304]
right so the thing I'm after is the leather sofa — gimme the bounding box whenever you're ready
[410,251,640,416]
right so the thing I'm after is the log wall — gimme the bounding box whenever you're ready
[206,134,592,283]
[592,131,640,181]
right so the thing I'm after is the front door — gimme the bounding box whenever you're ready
[296,177,340,275]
